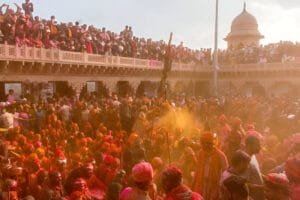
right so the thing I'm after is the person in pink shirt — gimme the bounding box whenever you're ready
[31,33,43,48]
[85,36,93,54]
[6,89,16,104]
[15,32,31,47]
[100,27,110,42]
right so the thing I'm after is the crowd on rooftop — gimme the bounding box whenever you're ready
[0,2,300,198]
[219,42,300,64]
[1,1,300,67]
[0,1,211,65]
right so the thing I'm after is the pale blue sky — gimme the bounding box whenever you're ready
[3,0,300,49]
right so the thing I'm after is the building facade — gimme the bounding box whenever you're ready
[0,4,299,100]
[224,3,264,49]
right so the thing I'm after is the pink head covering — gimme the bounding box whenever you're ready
[132,162,153,182]
[290,133,300,144]
[246,124,255,131]
[291,185,300,200]
[247,130,263,140]
[151,157,163,169]
[263,173,289,189]
[286,158,300,182]
[219,114,227,123]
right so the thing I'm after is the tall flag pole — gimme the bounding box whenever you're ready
[158,33,173,164]
[213,0,219,96]
[158,32,173,101]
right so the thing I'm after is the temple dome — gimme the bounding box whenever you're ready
[225,3,264,47]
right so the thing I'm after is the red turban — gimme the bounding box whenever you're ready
[232,117,242,127]
[290,133,300,145]
[132,162,153,182]
[219,114,228,123]
[151,157,163,169]
[200,132,215,143]
[162,166,182,183]
[263,173,289,190]
[286,158,300,181]
[55,148,66,160]
[103,155,114,165]
[246,124,255,131]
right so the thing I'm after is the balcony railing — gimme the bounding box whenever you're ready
[0,44,200,72]
[0,44,299,73]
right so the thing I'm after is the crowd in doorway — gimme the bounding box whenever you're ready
[0,86,299,199]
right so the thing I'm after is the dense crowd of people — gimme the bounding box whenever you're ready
[0,1,211,64]
[0,86,299,200]
[1,1,300,66]
[218,42,300,64]
[0,1,300,200]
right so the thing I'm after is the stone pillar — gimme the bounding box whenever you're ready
[129,81,140,97]
[3,61,9,73]
[103,81,117,96]
[69,81,86,100]
[167,80,177,94]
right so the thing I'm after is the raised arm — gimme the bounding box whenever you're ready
[13,3,22,15]
[0,4,9,15]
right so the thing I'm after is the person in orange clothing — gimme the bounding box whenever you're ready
[223,117,244,164]
[82,162,106,200]
[216,114,232,147]
[41,171,64,200]
[162,166,203,200]
[192,132,228,200]
[64,178,94,200]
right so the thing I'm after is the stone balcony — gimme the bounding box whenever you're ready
[0,44,300,97]
[0,44,299,75]
[0,43,201,72]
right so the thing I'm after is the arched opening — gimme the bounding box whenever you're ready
[241,82,266,97]
[96,82,109,98]
[173,81,186,95]
[186,81,195,96]
[0,82,7,101]
[136,81,159,97]
[195,81,210,97]
[117,81,133,97]
[269,82,294,97]
[54,81,75,98]
[252,84,266,97]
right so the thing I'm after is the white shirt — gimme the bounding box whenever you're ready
[60,104,71,122]
[0,112,14,128]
